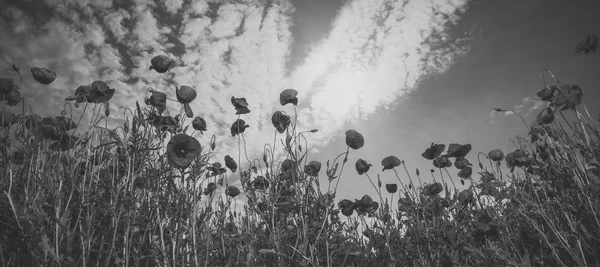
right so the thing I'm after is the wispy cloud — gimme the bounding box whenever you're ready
[488,96,547,122]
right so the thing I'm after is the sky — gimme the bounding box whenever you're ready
[1,0,599,206]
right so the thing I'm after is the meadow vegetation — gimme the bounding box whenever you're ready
[0,37,599,266]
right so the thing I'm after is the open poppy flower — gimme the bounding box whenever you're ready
[354,195,379,216]
[192,116,207,134]
[271,111,291,133]
[345,129,364,149]
[203,182,217,195]
[422,143,446,160]
[385,183,398,194]
[31,67,57,85]
[505,149,532,169]
[458,166,472,179]
[0,77,14,95]
[458,189,474,206]
[145,89,167,108]
[89,81,115,103]
[176,85,196,104]
[225,155,237,173]
[5,86,21,106]
[536,107,554,125]
[279,88,298,106]
[231,96,250,115]
[149,55,174,73]
[226,186,241,197]
[381,156,401,171]
[551,84,582,111]
[423,182,443,196]
[304,161,321,176]
[166,134,202,169]
[536,86,557,101]
[454,157,470,169]
[445,143,471,158]
[252,176,269,190]
[487,149,504,161]
[355,158,372,175]
[433,156,452,168]
[230,119,249,137]
[338,199,354,216]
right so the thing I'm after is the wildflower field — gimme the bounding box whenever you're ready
[1,49,599,266]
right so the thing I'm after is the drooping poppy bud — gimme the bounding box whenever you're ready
[166,134,202,169]
[445,143,471,158]
[225,155,237,173]
[31,67,57,85]
[176,85,196,104]
[433,156,452,168]
[488,149,504,161]
[230,119,249,137]
[271,111,291,133]
[536,107,554,125]
[355,158,372,175]
[231,96,250,115]
[345,129,364,149]
[381,156,401,171]
[385,183,398,194]
[184,104,193,118]
[0,77,14,95]
[416,168,420,176]
[454,157,470,169]
[304,161,321,176]
[279,88,298,106]
[226,186,241,197]
[192,116,207,134]
[12,64,19,73]
[150,55,174,73]
[422,143,446,160]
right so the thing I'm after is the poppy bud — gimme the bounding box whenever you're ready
[310,129,318,133]
[225,155,237,173]
[12,64,19,72]
[184,104,194,118]
[150,55,174,73]
[345,129,364,149]
[280,88,298,106]
[31,67,57,85]
[385,183,398,194]
[381,156,401,171]
[416,168,420,176]
[176,85,197,104]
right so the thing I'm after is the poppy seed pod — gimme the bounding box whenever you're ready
[304,161,321,176]
[422,143,446,160]
[176,85,196,104]
[536,107,554,125]
[230,119,249,137]
[166,134,202,169]
[381,156,401,171]
[149,55,174,73]
[192,116,207,134]
[231,96,250,115]
[385,183,398,194]
[226,186,241,197]
[345,129,364,150]
[488,149,504,161]
[0,77,14,95]
[445,143,471,158]
[355,158,372,175]
[280,88,298,106]
[225,155,237,173]
[31,67,57,85]
[271,111,291,134]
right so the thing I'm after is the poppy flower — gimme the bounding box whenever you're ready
[355,158,372,175]
[423,182,443,196]
[280,88,298,106]
[231,96,250,115]
[226,186,241,197]
[385,183,397,194]
[454,157,470,169]
[89,81,115,103]
[445,143,471,158]
[304,161,321,176]
[354,195,378,216]
[345,129,364,149]
[230,119,249,137]
[433,156,452,168]
[551,84,582,111]
[203,182,217,195]
[458,189,474,206]
[145,89,167,108]
[487,149,504,161]
[0,77,14,95]
[574,33,599,56]
[381,156,401,171]
[166,134,202,169]
[192,116,207,134]
[252,176,269,190]
[225,155,237,173]
[5,86,21,106]
[505,149,532,169]
[338,199,354,216]
[536,107,554,125]
[176,85,196,104]
[31,67,57,85]
[54,116,77,131]
[422,143,446,160]
[271,111,291,133]
[536,86,557,101]
[149,55,174,73]
[457,166,472,179]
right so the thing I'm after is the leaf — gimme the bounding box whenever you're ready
[446,227,458,244]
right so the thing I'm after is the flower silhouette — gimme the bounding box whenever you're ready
[230,119,249,137]
[345,129,364,149]
[355,159,372,175]
[166,134,202,169]
[150,55,174,73]
[382,156,401,171]
[31,67,57,85]
[280,88,298,106]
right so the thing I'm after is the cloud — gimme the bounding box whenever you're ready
[488,96,547,121]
